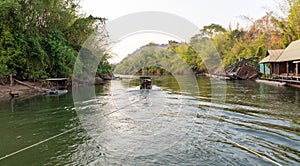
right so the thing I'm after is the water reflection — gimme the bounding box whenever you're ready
[10,98,15,112]
[75,80,193,158]
[0,76,300,165]
[0,92,79,165]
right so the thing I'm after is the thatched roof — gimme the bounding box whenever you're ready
[277,40,300,62]
[259,49,284,64]
[259,56,270,64]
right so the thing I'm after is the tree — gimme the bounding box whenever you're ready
[0,0,110,80]
[271,0,300,46]
[287,0,300,39]
[200,23,226,38]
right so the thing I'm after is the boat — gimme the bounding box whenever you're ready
[46,78,68,95]
[48,89,68,95]
[140,76,152,89]
[225,57,260,80]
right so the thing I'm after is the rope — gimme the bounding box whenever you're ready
[0,127,76,161]
[0,96,144,161]
[212,131,282,166]
[0,92,281,165]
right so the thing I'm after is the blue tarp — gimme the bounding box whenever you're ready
[259,64,270,75]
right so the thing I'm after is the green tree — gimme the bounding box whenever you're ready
[0,0,110,80]
[200,23,226,38]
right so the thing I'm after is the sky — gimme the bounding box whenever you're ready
[80,0,279,63]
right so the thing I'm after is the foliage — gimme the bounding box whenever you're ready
[200,23,226,38]
[271,0,300,46]
[2,0,298,78]
[115,0,300,75]
[0,0,110,80]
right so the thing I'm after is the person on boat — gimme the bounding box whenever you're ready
[143,79,147,89]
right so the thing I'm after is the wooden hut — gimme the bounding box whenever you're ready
[276,40,300,80]
[259,40,300,85]
[259,49,284,76]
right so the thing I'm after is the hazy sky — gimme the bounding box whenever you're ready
[80,0,279,63]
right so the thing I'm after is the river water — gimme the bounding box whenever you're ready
[0,76,299,165]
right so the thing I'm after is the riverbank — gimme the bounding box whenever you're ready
[0,73,115,102]
[0,81,45,102]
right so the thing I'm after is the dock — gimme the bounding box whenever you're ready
[255,79,286,86]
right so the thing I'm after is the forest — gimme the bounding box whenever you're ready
[1,0,300,78]
[114,0,300,75]
[0,0,112,81]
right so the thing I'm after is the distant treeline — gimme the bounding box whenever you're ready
[0,0,111,80]
[115,0,300,75]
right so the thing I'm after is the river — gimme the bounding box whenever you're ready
[0,76,299,165]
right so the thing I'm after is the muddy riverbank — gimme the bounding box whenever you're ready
[0,81,46,102]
